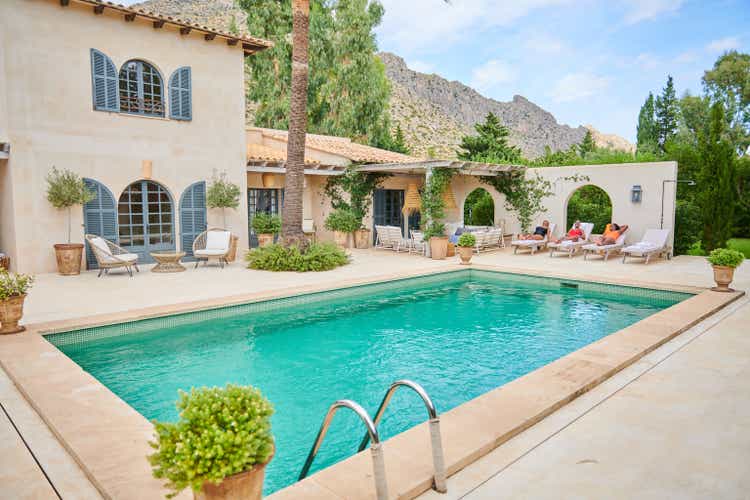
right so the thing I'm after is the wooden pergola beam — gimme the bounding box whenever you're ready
[60,0,70,6]
[227,39,239,46]
[179,27,191,35]
[153,20,165,29]
[93,4,104,14]
[204,33,216,41]
[124,13,135,22]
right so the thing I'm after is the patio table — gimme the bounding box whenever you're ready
[150,250,187,273]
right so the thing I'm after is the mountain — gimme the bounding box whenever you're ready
[134,0,634,159]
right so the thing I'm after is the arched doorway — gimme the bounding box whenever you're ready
[118,180,175,262]
[463,188,494,226]
[566,185,612,234]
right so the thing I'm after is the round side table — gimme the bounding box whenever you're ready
[150,251,187,273]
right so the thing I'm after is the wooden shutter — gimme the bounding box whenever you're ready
[179,181,206,259]
[90,49,119,112]
[83,179,118,269]
[169,66,192,120]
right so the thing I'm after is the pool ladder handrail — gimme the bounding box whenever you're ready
[358,380,447,493]
[298,399,388,500]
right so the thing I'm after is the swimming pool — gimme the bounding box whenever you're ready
[47,270,690,494]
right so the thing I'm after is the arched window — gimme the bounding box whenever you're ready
[119,60,164,117]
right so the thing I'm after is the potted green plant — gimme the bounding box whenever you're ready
[0,270,34,334]
[206,171,241,261]
[424,222,448,260]
[46,167,96,275]
[324,208,360,248]
[456,233,476,265]
[707,248,744,292]
[252,213,281,247]
[149,384,274,500]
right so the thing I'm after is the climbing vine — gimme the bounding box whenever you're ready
[421,168,455,239]
[323,165,390,226]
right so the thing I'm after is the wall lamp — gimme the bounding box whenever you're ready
[631,185,642,203]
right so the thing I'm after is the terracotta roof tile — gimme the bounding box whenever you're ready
[246,143,319,165]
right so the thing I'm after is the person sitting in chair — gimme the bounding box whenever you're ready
[550,220,584,244]
[519,220,550,241]
[594,223,628,246]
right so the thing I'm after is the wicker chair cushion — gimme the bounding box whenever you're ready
[90,237,113,256]
[100,252,138,264]
[194,248,228,257]
[205,231,231,251]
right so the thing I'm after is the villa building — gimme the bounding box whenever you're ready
[0,0,679,275]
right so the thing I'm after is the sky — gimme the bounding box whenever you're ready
[120,0,750,142]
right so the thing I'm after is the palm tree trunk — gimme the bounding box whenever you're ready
[281,0,309,246]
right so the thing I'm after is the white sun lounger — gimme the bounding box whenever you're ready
[374,225,409,252]
[582,229,628,261]
[473,227,504,253]
[511,223,556,255]
[548,222,594,258]
[621,229,671,264]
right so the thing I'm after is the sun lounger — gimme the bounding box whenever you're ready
[409,230,427,255]
[548,222,594,258]
[511,223,556,255]
[374,225,409,252]
[474,227,504,253]
[621,229,671,264]
[582,227,628,261]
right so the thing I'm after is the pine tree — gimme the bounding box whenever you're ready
[578,129,595,157]
[636,92,658,152]
[655,76,679,151]
[457,113,523,163]
[698,102,737,251]
[390,125,410,154]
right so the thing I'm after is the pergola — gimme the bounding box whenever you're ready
[357,159,525,176]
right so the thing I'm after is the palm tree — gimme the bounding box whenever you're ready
[280,0,310,246]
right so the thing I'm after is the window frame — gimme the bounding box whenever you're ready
[118,60,165,118]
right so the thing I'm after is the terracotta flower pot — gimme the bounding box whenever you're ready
[226,235,240,262]
[334,231,351,248]
[194,457,272,500]
[458,246,473,265]
[256,233,274,248]
[354,229,371,249]
[0,294,27,334]
[429,236,449,260]
[711,265,735,292]
[53,243,84,275]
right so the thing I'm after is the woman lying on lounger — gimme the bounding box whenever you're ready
[550,220,584,244]
[519,220,550,241]
[594,223,628,246]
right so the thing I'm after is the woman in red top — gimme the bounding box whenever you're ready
[550,220,584,244]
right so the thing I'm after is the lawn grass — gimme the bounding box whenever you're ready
[728,238,750,258]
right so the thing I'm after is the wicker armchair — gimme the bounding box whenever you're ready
[85,234,140,277]
[192,228,232,269]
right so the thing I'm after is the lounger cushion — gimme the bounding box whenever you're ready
[205,231,231,251]
[195,248,228,257]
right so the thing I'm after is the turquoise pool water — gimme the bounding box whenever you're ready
[47,270,689,494]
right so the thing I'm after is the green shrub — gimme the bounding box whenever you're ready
[566,185,611,234]
[422,221,446,240]
[0,271,34,301]
[707,248,745,268]
[245,243,348,272]
[252,213,281,234]
[149,384,274,498]
[674,200,702,255]
[207,171,241,227]
[324,209,360,233]
[457,233,476,247]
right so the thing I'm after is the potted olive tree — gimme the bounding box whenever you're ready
[46,167,96,275]
[206,172,241,261]
[252,213,281,247]
[150,384,274,500]
[456,233,476,265]
[0,270,34,334]
[707,248,744,292]
[324,208,360,248]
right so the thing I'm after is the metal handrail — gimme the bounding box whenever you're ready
[299,399,388,500]
[359,380,447,493]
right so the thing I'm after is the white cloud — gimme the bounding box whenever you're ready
[622,0,683,24]
[376,0,573,53]
[469,59,518,93]
[633,53,659,69]
[706,36,741,53]
[675,50,698,64]
[407,59,436,74]
[523,32,566,55]
[549,72,611,103]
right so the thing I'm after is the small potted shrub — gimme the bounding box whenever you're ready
[456,233,476,265]
[252,213,281,247]
[353,226,372,249]
[707,248,744,292]
[324,208,359,248]
[0,270,34,334]
[424,222,448,260]
[207,172,241,261]
[149,384,274,500]
[46,167,96,275]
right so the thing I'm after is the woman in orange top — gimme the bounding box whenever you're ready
[595,223,628,246]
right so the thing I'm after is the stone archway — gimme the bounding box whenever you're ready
[564,184,612,234]
[463,187,495,226]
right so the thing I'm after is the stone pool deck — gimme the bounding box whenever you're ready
[0,248,747,499]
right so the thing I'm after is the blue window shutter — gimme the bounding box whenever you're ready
[169,66,192,120]
[83,179,118,269]
[90,49,120,112]
[179,181,206,259]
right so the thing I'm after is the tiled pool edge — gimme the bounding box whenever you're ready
[0,268,734,500]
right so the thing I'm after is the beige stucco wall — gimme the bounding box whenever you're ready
[0,0,249,273]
